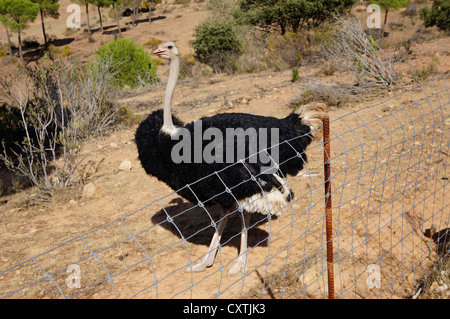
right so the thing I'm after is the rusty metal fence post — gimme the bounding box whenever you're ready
[322,115,335,299]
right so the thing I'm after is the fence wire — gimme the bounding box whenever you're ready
[0,74,449,299]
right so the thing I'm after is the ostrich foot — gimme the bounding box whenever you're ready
[185,212,230,273]
[185,262,209,273]
[227,254,247,276]
[228,213,250,276]
[185,250,217,273]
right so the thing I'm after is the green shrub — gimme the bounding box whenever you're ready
[291,68,299,82]
[116,106,142,125]
[61,45,71,57]
[420,0,450,32]
[238,0,356,34]
[143,37,163,50]
[91,38,157,88]
[192,19,243,73]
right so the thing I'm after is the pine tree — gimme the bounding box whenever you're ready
[0,13,13,56]
[0,0,39,63]
[238,0,356,35]
[31,0,60,48]
[90,0,112,32]
[111,0,122,36]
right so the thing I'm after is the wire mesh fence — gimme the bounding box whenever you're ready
[0,74,448,299]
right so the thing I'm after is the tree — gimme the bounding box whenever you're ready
[91,37,157,88]
[420,0,450,32]
[192,19,243,72]
[111,0,122,36]
[144,0,162,23]
[369,0,409,36]
[90,0,112,32]
[0,0,39,63]
[238,0,356,35]
[32,0,60,48]
[0,14,13,57]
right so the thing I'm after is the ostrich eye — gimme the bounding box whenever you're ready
[167,45,173,50]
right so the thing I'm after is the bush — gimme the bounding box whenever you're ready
[267,31,309,68]
[143,37,163,51]
[291,68,299,82]
[289,83,362,108]
[179,54,197,79]
[238,0,356,34]
[0,59,119,199]
[92,38,157,88]
[420,0,450,32]
[192,19,243,73]
[327,16,397,87]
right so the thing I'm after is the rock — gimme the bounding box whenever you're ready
[402,76,412,83]
[7,208,20,214]
[69,199,78,207]
[119,159,132,171]
[435,284,448,294]
[445,118,450,126]
[430,281,439,292]
[82,183,96,198]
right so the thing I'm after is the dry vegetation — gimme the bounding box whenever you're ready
[0,0,449,299]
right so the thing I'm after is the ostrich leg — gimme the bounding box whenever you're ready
[228,213,251,276]
[186,211,230,272]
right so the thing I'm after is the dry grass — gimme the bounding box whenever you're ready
[288,82,364,109]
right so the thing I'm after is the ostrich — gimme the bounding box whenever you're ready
[135,41,327,276]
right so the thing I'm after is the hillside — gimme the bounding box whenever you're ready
[0,0,449,299]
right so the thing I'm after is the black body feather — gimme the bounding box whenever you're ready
[135,109,314,210]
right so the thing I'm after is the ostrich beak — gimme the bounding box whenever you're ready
[153,48,168,56]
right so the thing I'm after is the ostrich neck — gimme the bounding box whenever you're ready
[163,56,179,130]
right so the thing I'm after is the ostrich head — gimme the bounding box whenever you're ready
[153,41,178,60]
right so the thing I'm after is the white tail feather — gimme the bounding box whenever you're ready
[296,102,328,141]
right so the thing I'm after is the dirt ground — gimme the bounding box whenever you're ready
[0,1,449,299]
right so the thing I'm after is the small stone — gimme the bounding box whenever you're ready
[7,208,19,214]
[435,284,448,293]
[430,281,439,292]
[402,76,412,83]
[119,159,132,171]
[69,200,78,207]
[82,183,96,198]
[445,118,450,126]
